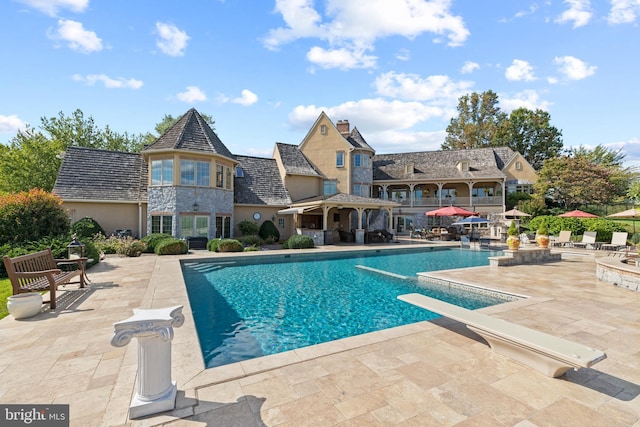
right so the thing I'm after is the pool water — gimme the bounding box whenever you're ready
[182,247,508,368]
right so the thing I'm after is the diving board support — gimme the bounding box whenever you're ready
[397,293,607,378]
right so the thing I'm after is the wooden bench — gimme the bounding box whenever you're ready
[3,248,87,309]
[398,293,607,377]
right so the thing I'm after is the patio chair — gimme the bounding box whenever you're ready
[601,232,629,251]
[552,230,572,247]
[572,231,597,249]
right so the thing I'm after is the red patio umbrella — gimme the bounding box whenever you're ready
[425,206,475,217]
[558,209,598,218]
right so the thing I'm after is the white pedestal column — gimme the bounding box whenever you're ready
[111,305,185,419]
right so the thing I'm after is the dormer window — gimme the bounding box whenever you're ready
[404,163,414,174]
[235,166,244,177]
[457,161,469,171]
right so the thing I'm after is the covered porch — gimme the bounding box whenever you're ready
[277,193,400,245]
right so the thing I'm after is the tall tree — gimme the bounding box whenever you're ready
[0,109,144,192]
[442,90,507,150]
[494,108,564,170]
[535,156,616,208]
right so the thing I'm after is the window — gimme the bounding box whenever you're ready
[354,154,361,167]
[180,215,209,237]
[215,216,231,238]
[225,167,232,190]
[472,187,494,197]
[354,184,369,197]
[180,160,210,187]
[336,151,344,167]
[278,218,285,228]
[216,164,224,188]
[320,124,327,135]
[515,161,522,170]
[151,159,173,186]
[151,215,173,234]
[324,180,337,195]
[235,166,244,177]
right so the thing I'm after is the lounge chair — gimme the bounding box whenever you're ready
[552,230,572,247]
[572,231,597,249]
[460,235,470,248]
[601,232,628,251]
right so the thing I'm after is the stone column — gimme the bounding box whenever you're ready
[111,305,185,419]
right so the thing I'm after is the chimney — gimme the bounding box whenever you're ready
[336,119,350,135]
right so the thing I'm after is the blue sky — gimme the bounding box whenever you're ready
[1,0,639,165]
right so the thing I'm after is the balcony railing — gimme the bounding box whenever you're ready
[387,196,502,207]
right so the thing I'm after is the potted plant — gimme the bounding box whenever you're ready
[536,219,550,249]
[506,221,520,250]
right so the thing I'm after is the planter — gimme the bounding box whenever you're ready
[7,292,43,319]
[536,235,550,249]
[507,235,520,250]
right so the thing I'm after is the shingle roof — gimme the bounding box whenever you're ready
[373,147,507,181]
[53,147,147,202]
[275,143,323,177]
[234,155,291,206]
[346,127,374,152]
[143,108,235,160]
[292,192,399,206]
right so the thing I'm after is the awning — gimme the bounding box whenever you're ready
[277,207,305,215]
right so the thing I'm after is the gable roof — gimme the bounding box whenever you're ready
[53,147,147,202]
[234,155,291,206]
[373,147,507,181]
[346,127,374,152]
[274,142,323,177]
[143,108,235,160]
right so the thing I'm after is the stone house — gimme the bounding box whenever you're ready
[53,108,537,244]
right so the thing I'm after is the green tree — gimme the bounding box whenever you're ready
[626,180,640,205]
[535,156,616,209]
[494,108,564,170]
[0,109,144,192]
[141,113,215,146]
[442,90,507,150]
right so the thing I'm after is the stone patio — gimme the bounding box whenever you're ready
[0,244,639,426]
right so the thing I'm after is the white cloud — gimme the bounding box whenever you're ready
[17,0,88,16]
[460,61,479,74]
[554,55,597,80]
[232,90,258,106]
[373,71,473,105]
[155,22,189,57]
[499,90,552,113]
[306,46,377,69]
[505,59,536,81]
[48,19,102,53]
[608,0,640,24]
[395,48,410,61]
[176,86,207,103]
[72,74,143,89]
[555,0,593,28]
[263,0,469,69]
[0,114,27,134]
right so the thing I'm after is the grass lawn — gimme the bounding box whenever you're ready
[0,278,11,319]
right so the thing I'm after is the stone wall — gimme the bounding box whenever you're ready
[596,257,640,292]
[489,248,562,266]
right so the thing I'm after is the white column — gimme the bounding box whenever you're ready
[111,305,185,419]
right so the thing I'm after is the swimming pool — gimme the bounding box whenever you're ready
[182,247,510,368]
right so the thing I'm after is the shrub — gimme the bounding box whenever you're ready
[217,239,244,252]
[154,238,188,255]
[263,236,277,244]
[238,220,259,236]
[92,233,120,254]
[258,220,280,241]
[528,215,626,243]
[244,246,260,252]
[507,221,519,237]
[116,237,146,257]
[0,189,70,245]
[141,233,172,253]
[71,217,106,239]
[207,238,221,252]
[285,234,315,249]
[238,235,262,247]
[537,219,549,235]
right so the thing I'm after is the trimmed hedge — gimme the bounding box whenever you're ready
[71,217,106,239]
[238,235,261,247]
[154,238,188,255]
[284,234,314,249]
[217,239,244,252]
[141,233,172,253]
[258,220,280,242]
[527,215,626,243]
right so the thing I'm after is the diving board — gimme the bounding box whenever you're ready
[398,293,607,378]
